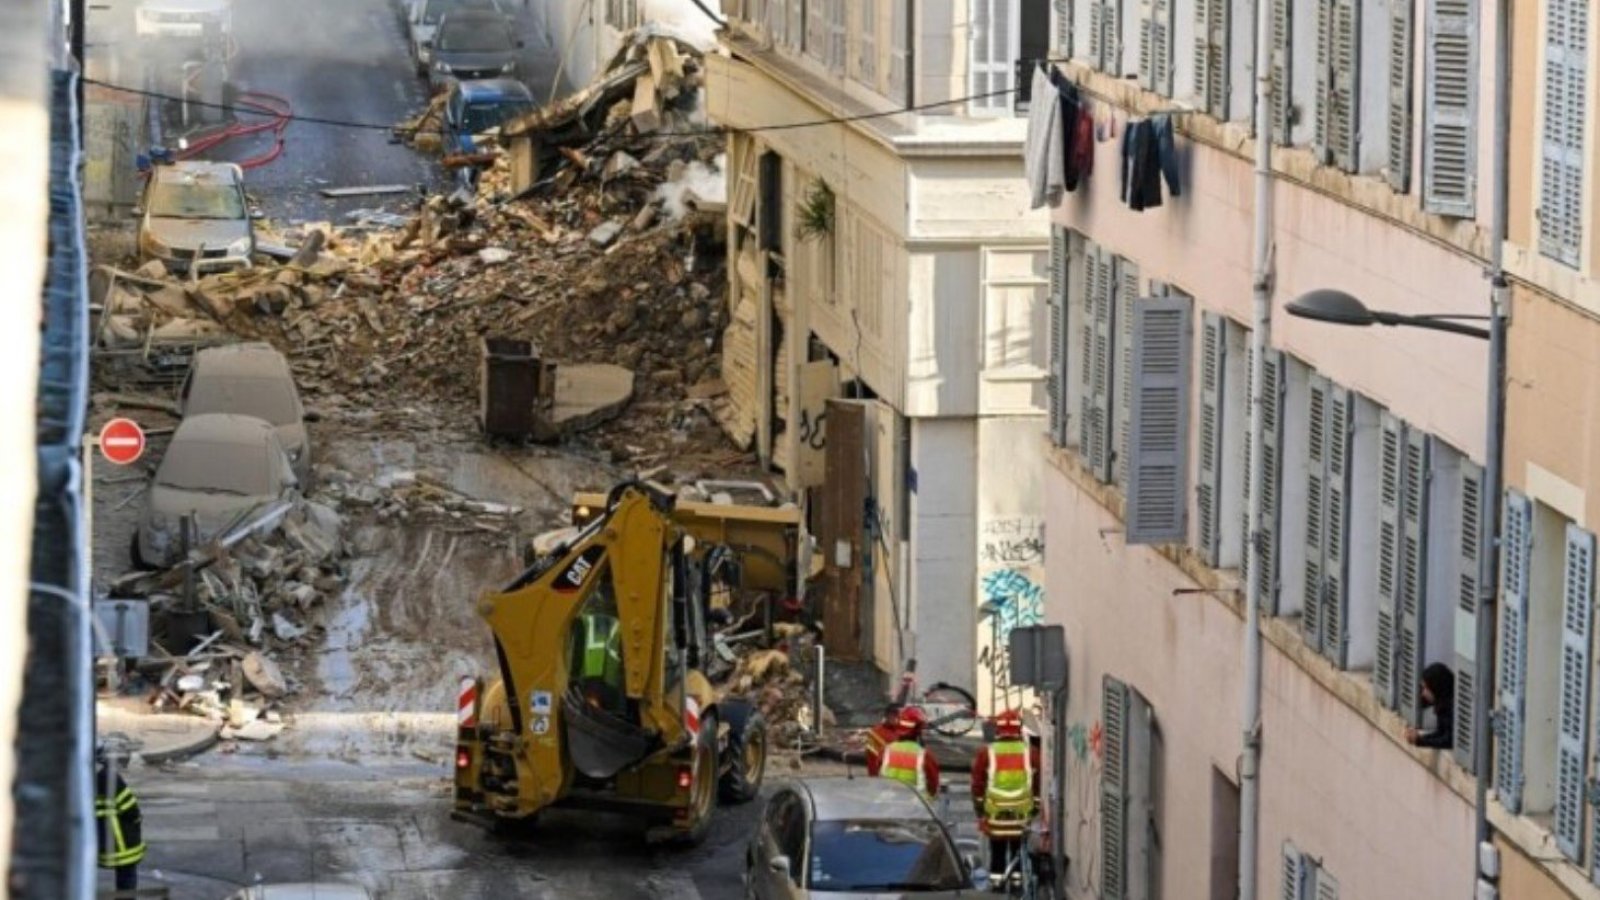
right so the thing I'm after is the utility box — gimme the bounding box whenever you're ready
[479,337,543,442]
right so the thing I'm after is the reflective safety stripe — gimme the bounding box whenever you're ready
[984,739,1035,828]
[881,741,928,796]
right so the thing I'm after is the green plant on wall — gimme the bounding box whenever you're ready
[797,180,835,242]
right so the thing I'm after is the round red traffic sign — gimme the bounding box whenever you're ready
[99,417,146,466]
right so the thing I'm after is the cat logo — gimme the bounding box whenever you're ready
[555,546,605,592]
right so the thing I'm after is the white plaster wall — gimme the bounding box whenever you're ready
[1051,128,1489,461]
[909,417,979,691]
[1044,464,1474,900]
[907,248,983,418]
[975,415,1048,713]
[907,156,1051,242]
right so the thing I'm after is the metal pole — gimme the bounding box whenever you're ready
[814,644,826,738]
[1239,0,1277,895]
[1474,0,1512,883]
[1052,685,1068,885]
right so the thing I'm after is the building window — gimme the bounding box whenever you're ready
[971,0,1021,114]
[1193,0,1231,117]
[1102,676,1162,900]
[888,0,909,100]
[1195,313,1248,568]
[1385,0,1415,192]
[768,0,802,50]
[852,0,879,88]
[1537,0,1588,267]
[983,247,1050,372]
[1282,842,1340,899]
[605,0,639,29]
[1420,0,1480,216]
[806,0,846,71]
[1138,0,1174,96]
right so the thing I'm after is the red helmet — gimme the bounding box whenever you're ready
[895,706,928,734]
[993,709,1025,738]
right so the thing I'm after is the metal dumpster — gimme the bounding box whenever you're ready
[478,337,541,441]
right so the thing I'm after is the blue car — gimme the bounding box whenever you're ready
[443,78,534,188]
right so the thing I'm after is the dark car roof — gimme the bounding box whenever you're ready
[455,78,533,103]
[794,777,936,822]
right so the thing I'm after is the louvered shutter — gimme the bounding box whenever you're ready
[1331,0,1360,170]
[1555,526,1595,860]
[1139,0,1155,87]
[1270,0,1293,143]
[1281,842,1307,900]
[1089,0,1107,69]
[1322,387,1353,667]
[1258,351,1285,612]
[1139,0,1173,94]
[1397,427,1431,726]
[889,0,909,98]
[1388,0,1415,191]
[1315,868,1340,900]
[1048,228,1069,446]
[1423,0,1479,216]
[1496,490,1533,814]
[1079,243,1099,454]
[1194,0,1229,117]
[1303,375,1330,652]
[1114,256,1140,488]
[1055,0,1071,55]
[1102,676,1130,900]
[1087,246,1116,482]
[1538,0,1587,265]
[833,0,848,72]
[1313,0,1334,162]
[857,0,878,85]
[1454,461,1484,769]
[1196,313,1226,565]
[788,0,804,49]
[1126,294,1193,544]
[1373,411,1404,709]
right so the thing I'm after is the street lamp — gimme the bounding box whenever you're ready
[1288,287,1506,892]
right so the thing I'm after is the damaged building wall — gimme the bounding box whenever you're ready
[547,0,720,100]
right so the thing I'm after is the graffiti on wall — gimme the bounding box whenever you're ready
[977,564,1046,710]
[980,517,1046,566]
[1061,718,1104,896]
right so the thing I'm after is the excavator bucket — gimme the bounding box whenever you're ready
[562,686,653,778]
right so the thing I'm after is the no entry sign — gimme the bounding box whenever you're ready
[99,418,146,466]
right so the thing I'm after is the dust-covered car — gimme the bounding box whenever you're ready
[134,413,299,568]
[428,8,523,89]
[179,342,311,484]
[746,778,974,899]
[136,160,259,275]
[409,0,506,75]
[223,885,372,900]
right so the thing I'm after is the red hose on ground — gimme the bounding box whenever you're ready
[176,90,293,170]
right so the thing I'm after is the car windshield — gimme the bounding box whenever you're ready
[148,178,244,219]
[461,101,530,133]
[437,18,513,52]
[186,375,299,425]
[806,819,966,892]
[423,0,496,24]
[156,439,272,496]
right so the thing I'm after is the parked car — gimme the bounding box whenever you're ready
[745,778,973,898]
[428,8,523,89]
[134,414,299,568]
[224,885,372,900]
[443,78,534,155]
[409,0,505,76]
[134,0,232,40]
[179,342,311,483]
[136,160,258,275]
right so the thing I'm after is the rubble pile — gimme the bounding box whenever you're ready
[113,496,348,743]
[323,468,522,532]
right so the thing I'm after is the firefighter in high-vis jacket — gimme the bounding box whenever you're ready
[95,746,146,893]
[573,610,625,713]
[970,709,1041,883]
[878,706,941,800]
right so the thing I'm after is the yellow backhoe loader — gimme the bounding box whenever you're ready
[452,481,800,843]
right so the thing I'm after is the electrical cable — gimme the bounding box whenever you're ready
[84,75,1020,140]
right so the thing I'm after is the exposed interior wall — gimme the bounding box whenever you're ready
[1504,284,1600,528]
[1496,835,1584,900]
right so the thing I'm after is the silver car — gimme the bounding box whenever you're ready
[179,342,311,483]
[409,0,505,75]
[135,414,299,568]
[137,160,258,274]
[745,778,972,898]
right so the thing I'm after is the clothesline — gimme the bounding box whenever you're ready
[1028,58,1199,120]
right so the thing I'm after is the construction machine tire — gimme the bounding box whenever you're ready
[489,811,541,838]
[719,700,767,804]
[675,710,720,846]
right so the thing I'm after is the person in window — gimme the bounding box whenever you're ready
[1404,662,1456,749]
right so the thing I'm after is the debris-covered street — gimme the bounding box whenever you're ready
[81,0,926,896]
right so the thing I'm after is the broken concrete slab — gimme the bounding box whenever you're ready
[587,220,624,248]
[547,363,635,436]
[241,651,288,698]
[221,718,285,741]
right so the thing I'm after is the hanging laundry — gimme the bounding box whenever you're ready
[1049,71,1083,191]
[1024,66,1066,209]
[1119,115,1182,211]
[1067,102,1095,187]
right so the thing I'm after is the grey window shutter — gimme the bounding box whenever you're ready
[1140,0,1173,94]
[1423,0,1479,216]
[1242,348,1284,612]
[1303,375,1330,652]
[1140,0,1156,89]
[1313,0,1334,163]
[889,0,909,97]
[1280,842,1306,900]
[1331,0,1361,171]
[1114,256,1140,487]
[1397,427,1431,727]
[1388,0,1415,191]
[1055,0,1071,55]
[1538,0,1587,265]
[1048,228,1069,446]
[1102,676,1131,900]
[1196,313,1227,565]
[1270,0,1294,143]
[1127,295,1194,545]
[1315,868,1340,900]
[1373,411,1404,709]
[1322,386,1354,667]
[1079,243,1100,454]
[1089,0,1108,70]
[1194,0,1229,117]
[1086,246,1116,482]
[1453,461,1484,769]
[1555,525,1595,860]
[1496,489,1533,814]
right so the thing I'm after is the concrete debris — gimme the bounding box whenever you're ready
[242,652,288,699]
[477,246,514,265]
[221,719,286,742]
[587,220,624,248]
